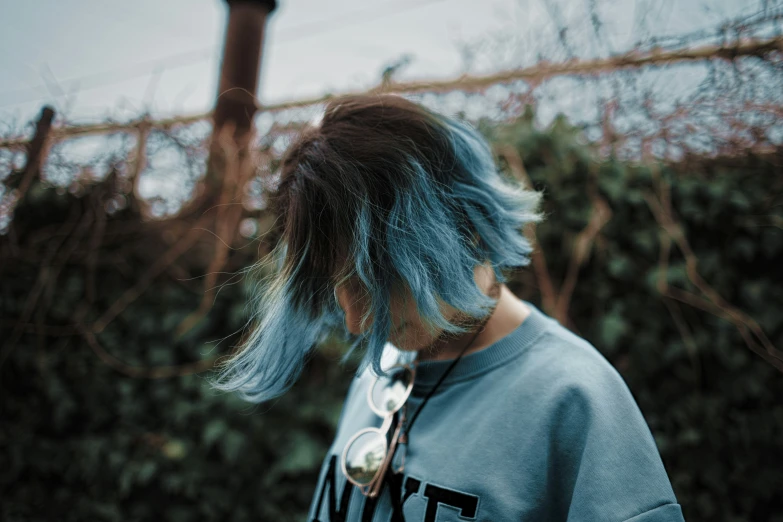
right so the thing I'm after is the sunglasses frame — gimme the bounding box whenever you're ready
[340,362,416,498]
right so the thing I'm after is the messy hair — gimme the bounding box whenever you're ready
[209,93,546,403]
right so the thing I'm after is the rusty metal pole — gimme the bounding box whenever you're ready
[17,106,55,199]
[168,0,278,337]
[205,0,278,195]
[214,0,277,138]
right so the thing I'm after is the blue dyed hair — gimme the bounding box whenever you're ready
[208,94,546,403]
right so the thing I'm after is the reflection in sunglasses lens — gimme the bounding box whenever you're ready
[344,431,387,485]
[370,367,412,413]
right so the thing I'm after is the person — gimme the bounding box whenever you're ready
[210,94,685,521]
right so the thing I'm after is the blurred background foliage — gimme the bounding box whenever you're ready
[2,110,782,522]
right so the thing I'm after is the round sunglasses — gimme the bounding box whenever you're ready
[340,363,415,498]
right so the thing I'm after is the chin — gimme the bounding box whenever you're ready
[391,341,421,353]
[389,326,434,352]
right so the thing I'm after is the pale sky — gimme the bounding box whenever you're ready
[0,0,775,231]
[0,0,762,132]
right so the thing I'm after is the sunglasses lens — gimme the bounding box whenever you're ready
[343,431,387,486]
[370,366,413,414]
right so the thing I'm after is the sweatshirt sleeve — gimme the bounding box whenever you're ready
[546,345,685,522]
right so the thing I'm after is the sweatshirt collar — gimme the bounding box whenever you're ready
[405,300,555,395]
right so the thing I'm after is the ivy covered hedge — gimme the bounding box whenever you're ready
[1,113,781,521]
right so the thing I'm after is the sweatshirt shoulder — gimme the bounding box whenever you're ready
[514,319,634,403]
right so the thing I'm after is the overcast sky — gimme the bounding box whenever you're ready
[0,0,761,132]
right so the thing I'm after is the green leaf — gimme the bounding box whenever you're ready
[202,419,228,448]
[219,430,245,463]
[137,460,157,485]
[599,308,629,353]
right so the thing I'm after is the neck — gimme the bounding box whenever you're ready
[416,284,531,362]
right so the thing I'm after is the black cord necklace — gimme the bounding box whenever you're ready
[383,296,498,520]
[402,306,495,439]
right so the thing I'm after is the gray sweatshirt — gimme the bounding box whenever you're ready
[308,301,685,522]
